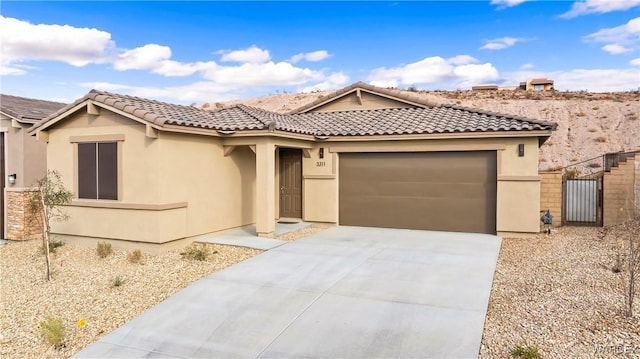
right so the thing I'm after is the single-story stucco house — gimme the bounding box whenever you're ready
[29,82,556,250]
[1,94,67,240]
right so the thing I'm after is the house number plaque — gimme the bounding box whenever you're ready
[316,161,326,167]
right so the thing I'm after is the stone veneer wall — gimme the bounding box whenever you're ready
[539,171,563,227]
[6,189,43,240]
[603,157,637,226]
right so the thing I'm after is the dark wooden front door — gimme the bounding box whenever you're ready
[279,148,302,218]
[1,132,4,238]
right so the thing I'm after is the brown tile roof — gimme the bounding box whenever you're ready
[33,88,556,137]
[294,105,556,136]
[288,81,438,114]
[0,94,66,124]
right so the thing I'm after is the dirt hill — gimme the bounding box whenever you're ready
[206,89,640,171]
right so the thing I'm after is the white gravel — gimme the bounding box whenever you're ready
[0,240,261,359]
[480,222,640,358]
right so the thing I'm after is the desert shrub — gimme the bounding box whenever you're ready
[41,239,65,254]
[39,315,65,347]
[575,112,587,117]
[565,168,581,179]
[612,253,623,273]
[595,136,608,143]
[510,342,542,359]
[96,242,113,258]
[112,276,124,287]
[588,128,598,133]
[127,249,143,264]
[181,244,215,261]
[49,240,65,253]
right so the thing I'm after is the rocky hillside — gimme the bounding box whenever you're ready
[207,89,640,171]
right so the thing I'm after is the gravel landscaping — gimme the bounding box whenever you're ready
[481,221,640,358]
[1,222,638,358]
[0,239,261,359]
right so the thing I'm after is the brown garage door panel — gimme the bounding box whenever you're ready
[339,151,497,234]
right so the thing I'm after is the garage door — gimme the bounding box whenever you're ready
[339,151,497,234]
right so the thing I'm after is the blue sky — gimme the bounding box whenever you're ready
[1,1,639,104]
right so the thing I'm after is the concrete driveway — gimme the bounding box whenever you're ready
[74,226,501,359]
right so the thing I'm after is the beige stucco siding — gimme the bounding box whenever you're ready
[302,136,541,233]
[302,146,337,222]
[309,91,418,113]
[1,116,47,188]
[158,132,256,237]
[46,110,256,244]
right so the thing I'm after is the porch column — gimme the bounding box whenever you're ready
[255,141,276,237]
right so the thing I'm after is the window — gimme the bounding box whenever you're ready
[534,84,544,91]
[78,142,118,200]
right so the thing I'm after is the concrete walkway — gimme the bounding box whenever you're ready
[74,226,502,359]
[196,222,312,250]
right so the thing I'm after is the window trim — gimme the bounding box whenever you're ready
[72,135,124,201]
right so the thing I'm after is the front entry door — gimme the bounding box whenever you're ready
[279,148,302,218]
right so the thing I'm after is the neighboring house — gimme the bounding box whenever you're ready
[471,84,498,91]
[30,82,556,250]
[0,94,67,240]
[526,78,554,91]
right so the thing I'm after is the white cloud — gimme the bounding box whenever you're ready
[369,79,399,88]
[491,0,531,9]
[584,17,640,43]
[502,68,640,92]
[290,50,331,63]
[80,81,245,104]
[520,63,535,69]
[631,58,640,66]
[602,44,632,54]
[219,45,270,63]
[447,55,478,65]
[454,63,499,81]
[0,65,27,76]
[584,18,640,54]
[0,15,114,72]
[560,0,640,18]
[299,73,349,92]
[480,37,523,50]
[368,55,499,89]
[112,44,214,76]
[203,61,327,86]
[114,44,172,71]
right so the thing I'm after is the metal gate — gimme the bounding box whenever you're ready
[562,175,603,226]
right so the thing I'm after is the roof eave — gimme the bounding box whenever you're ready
[318,130,555,142]
[28,100,90,134]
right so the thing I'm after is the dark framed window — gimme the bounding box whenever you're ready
[78,142,118,200]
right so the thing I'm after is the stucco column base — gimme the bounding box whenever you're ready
[257,231,275,238]
[255,141,276,236]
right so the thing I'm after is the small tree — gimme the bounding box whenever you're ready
[619,174,640,317]
[28,170,73,281]
[624,225,640,317]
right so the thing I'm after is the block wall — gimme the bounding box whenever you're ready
[603,158,637,226]
[539,171,563,227]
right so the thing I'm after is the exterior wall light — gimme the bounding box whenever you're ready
[518,144,525,157]
[319,148,324,159]
[8,173,17,185]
